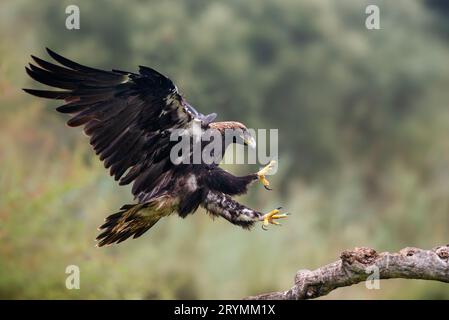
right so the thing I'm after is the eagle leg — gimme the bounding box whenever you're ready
[257,160,277,190]
[261,207,290,230]
[202,191,263,228]
[202,191,289,230]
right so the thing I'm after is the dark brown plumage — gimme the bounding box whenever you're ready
[24,49,284,246]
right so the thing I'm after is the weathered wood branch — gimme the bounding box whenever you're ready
[246,245,449,300]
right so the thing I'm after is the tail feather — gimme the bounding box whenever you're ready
[96,203,161,247]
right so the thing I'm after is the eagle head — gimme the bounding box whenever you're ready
[209,121,256,149]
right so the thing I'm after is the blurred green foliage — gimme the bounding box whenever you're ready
[1,0,449,299]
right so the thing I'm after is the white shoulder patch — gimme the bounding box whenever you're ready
[186,174,198,191]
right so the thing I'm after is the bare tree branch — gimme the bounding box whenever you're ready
[246,245,449,300]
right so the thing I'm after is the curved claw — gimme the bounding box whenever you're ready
[261,207,289,230]
[257,160,276,191]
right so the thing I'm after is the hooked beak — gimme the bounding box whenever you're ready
[244,135,257,149]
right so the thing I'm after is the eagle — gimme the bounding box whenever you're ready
[24,49,289,246]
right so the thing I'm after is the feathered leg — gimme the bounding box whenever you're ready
[203,160,278,196]
[201,190,288,229]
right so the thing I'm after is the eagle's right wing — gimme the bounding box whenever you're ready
[24,48,213,201]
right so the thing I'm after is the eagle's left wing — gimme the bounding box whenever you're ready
[24,48,215,202]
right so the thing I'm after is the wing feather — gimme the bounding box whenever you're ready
[23,49,206,201]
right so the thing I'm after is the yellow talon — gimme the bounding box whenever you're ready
[259,175,271,190]
[261,207,289,230]
[257,160,276,191]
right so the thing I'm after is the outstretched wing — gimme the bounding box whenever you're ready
[23,48,214,201]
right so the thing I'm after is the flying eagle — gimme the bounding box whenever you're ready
[24,49,288,246]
